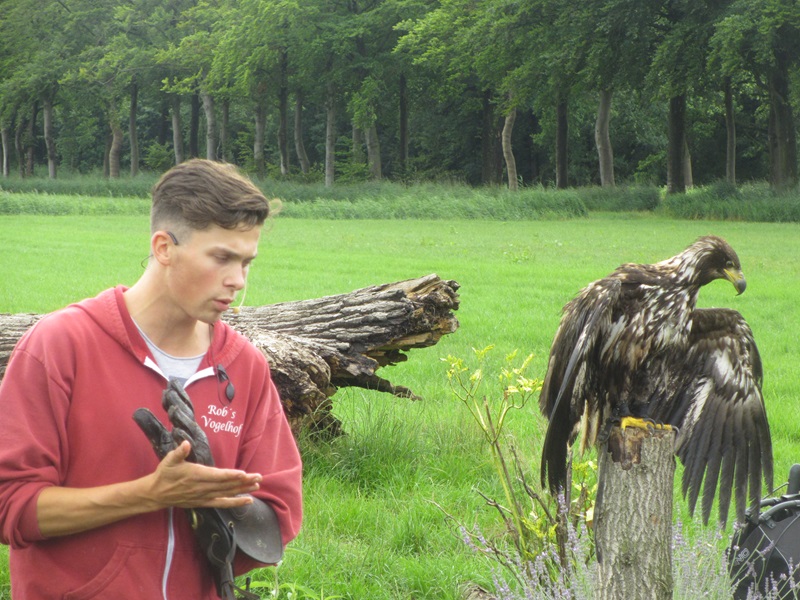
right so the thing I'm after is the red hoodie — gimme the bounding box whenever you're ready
[0,287,303,599]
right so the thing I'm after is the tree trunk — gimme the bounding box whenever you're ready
[724,78,736,185]
[352,125,365,165]
[666,94,686,194]
[102,133,112,177]
[201,92,217,161]
[0,274,460,434]
[129,82,139,177]
[595,89,615,187]
[254,94,267,179]
[171,95,184,165]
[1,127,8,177]
[399,73,409,177]
[158,97,170,146]
[43,97,57,179]
[294,93,310,174]
[555,97,568,189]
[189,92,200,159]
[768,50,798,191]
[366,124,382,181]
[325,83,336,187]
[501,107,518,191]
[14,118,25,177]
[25,102,37,177]
[682,137,693,189]
[278,53,290,176]
[220,98,231,163]
[595,425,675,600]
[108,100,123,179]
[527,111,541,183]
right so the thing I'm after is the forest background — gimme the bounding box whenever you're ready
[1,0,800,193]
[4,0,800,596]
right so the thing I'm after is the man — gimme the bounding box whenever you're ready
[0,159,303,598]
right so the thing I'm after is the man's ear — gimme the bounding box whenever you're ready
[151,230,175,265]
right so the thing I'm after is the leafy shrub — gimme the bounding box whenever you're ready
[143,142,175,173]
[442,348,595,589]
[662,181,800,222]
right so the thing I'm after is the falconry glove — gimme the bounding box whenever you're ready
[133,378,282,600]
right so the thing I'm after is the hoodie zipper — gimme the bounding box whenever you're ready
[143,357,217,599]
[162,508,176,599]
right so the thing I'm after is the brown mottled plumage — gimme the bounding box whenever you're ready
[539,236,773,525]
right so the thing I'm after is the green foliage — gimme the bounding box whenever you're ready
[0,180,589,220]
[443,347,595,587]
[0,545,7,599]
[0,174,155,198]
[278,185,587,220]
[10,178,800,222]
[661,181,800,222]
[0,192,149,216]
[244,566,344,600]
[579,185,661,212]
[143,142,175,173]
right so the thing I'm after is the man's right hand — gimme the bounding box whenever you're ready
[145,440,261,511]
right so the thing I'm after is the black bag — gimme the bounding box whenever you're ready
[728,465,800,599]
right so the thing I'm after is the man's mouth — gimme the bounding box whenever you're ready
[213,298,234,311]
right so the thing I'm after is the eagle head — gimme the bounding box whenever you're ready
[685,235,746,294]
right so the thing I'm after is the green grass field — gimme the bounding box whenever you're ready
[1,210,799,598]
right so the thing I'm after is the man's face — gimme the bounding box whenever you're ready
[167,224,261,324]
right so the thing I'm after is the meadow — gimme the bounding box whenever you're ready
[1,194,799,598]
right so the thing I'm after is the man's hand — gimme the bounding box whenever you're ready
[132,380,262,510]
[146,440,260,510]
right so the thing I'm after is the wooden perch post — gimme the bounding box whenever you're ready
[0,274,460,434]
[594,425,676,600]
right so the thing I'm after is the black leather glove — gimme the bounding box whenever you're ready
[133,379,259,600]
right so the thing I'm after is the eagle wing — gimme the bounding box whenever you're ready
[654,308,773,525]
[539,278,621,494]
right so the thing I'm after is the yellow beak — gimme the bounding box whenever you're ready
[724,268,746,295]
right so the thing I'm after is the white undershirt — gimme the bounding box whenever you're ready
[133,321,204,385]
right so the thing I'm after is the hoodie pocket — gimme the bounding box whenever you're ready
[63,543,156,600]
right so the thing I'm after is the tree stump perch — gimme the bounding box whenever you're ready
[0,274,460,433]
[594,425,676,600]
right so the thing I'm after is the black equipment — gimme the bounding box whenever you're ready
[728,464,800,599]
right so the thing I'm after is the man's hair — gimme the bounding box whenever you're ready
[151,159,270,234]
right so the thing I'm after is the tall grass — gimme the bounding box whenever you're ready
[1,208,799,598]
[662,181,800,222]
[5,175,800,221]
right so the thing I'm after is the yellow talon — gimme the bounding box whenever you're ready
[619,416,672,431]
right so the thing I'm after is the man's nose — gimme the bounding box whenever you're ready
[226,266,247,290]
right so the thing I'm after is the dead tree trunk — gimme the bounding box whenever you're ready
[0,275,460,434]
[594,425,676,600]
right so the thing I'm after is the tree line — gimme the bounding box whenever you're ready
[1,0,798,191]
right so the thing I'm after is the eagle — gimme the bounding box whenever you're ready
[539,235,773,525]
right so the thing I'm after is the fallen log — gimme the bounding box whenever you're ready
[0,274,460,433]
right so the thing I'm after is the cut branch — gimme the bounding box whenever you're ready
[0,274,460,434]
